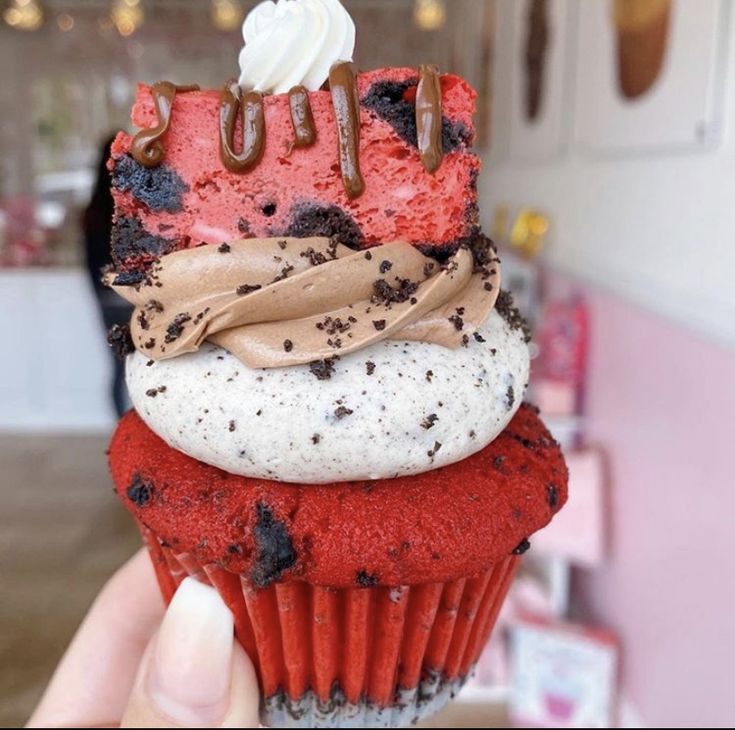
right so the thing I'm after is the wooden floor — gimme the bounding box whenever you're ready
[0,434,506,728]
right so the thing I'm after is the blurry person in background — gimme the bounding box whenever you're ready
[82,135,132,418]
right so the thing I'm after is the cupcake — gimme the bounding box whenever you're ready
[106,0,568,726]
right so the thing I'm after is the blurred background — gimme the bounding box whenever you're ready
[1,0,733,727]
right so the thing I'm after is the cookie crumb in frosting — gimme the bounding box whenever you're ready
[236,283,262,296]
[335,406,354,420]
[136,310,150,331]
[421,414,439,430]
[165,313,192,343]
[495,290,532,343]
[373,319,387,331]
[448,313,464,331]
[366,361,376,375]
[372,278,419,305]
[309,357,338,380]
[283,339,294,353]
[427,441,442,458]
[107,324,134,359]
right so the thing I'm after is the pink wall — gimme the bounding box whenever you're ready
[549,271,735,727]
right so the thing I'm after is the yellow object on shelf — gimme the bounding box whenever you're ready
[491,205,549,259]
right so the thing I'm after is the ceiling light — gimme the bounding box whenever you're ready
[3,0,44,31]
[413,0,446,32]
[57,12,74,32]
[212,0,243,32]
[111,0,145,37]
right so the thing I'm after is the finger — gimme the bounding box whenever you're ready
[28,548,165,728]
[121,578,259,728]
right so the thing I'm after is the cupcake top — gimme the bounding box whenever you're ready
[107,0,532,484]
[110,404,567,587]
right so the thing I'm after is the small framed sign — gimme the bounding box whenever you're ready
[509,616,619,728]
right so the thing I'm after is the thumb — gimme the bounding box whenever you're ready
[121,577,259,728]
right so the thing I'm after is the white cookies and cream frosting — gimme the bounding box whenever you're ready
[126,309,529,484]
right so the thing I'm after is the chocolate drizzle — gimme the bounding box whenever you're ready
[131,81,199,168]
[288,85,317,149]
[142,64,449,198]
[328,62,365,199]
[219,79,266,173]
[415,64,444,173]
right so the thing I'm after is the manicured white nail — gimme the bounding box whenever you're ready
[147,577,234,726]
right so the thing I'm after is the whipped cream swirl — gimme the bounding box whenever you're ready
[239,0,356,94]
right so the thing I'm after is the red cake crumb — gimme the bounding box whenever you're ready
[109,68,481,271]
[109,404,568,588]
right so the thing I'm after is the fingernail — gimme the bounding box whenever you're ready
[147,577,234,726]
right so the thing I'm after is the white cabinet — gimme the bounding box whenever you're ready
[0,269,115,432]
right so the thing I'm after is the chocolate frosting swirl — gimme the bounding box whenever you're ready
[107,238,500,369]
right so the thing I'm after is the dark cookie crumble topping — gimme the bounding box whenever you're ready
[372,278,419,306]
[165,313,192,343]
[236,283,262,296]
[547,484,559,509]
[506,385,515,410]
[495,290,532,343]
[251,503,297,587]
[421,414,439,430]
[512,538,531,556]
[127,474,154,507]
[309,357,338,380]
[427,441,442,458]
[107,324,135,359]
[356,570,379,588]
[448,313,464,331]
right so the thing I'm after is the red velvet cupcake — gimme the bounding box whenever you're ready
[110,404,566,725]
[105,1,568,726]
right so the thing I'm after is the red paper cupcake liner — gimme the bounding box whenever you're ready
[140,523,518,727]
